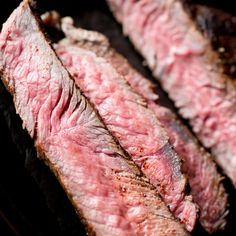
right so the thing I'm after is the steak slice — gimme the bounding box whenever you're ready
[56,17,228,233]
[54,23,198,232]
[0,1,189,235]
[106,0,236,188]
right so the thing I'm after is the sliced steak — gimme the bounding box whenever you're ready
[106,0,236,189]
[0,1,189,235]
[56,18,228,233]
[55,24,198,232]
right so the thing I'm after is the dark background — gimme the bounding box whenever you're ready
[1,0,236,235]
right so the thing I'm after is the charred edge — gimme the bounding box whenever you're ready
[27,1,56,45]
[184,2,236,79]
[0,69,39,141]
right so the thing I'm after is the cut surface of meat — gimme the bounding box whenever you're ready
[0,1,189,235]
[56,18,228,233]
[55,21,198,232]
[106,0,236,191]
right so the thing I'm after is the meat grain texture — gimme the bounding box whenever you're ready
[56,18,228,233]
[0,1,189,235]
